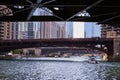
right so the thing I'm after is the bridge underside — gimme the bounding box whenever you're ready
[0,38,114,55]
[0,0,120,25]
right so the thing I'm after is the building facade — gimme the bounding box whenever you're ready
[101,24,120,38]
[13,22,40,39]
[40,22,66,39]
[66,22,100,38]
[73,22,85,38]
[13,8,66,56]
[0,5,13,40]
[66,22,73,38]
[13,8,66,39]
[66,22,84,38]
[0,22,13,40]
[38,8,66,39]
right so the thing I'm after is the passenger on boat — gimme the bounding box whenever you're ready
[89,55,98,64]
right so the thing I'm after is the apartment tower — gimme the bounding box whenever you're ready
[0,5,13,40]
[101,24,120,38]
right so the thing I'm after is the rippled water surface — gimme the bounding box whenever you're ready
[0,60,120,80]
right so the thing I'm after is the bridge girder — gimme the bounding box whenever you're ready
[0,38,114,54]
[0,0,120,25]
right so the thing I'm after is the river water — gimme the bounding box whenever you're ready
[0,60,120,80]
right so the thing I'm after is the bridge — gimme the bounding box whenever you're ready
[0,38,114,53]
[0,0,120,26]
[1,0,120,61]
[3,37,120,61]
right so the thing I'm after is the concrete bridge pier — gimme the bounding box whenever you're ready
[22,48,41,57]
[113,38,120,61]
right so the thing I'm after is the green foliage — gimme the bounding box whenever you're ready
[12,49,22,54]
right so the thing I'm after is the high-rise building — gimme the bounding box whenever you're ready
[13,22,27,39]
[73,22,85,38]
[66,22,84,38]
[13,22,40,39]
[66,22,101,38]
[28,22,35,39]
[40,21,66,39]
[84,22,101,38]
[66,22,73,38]
[13,8,66,39]
[37,8,66,39]
[101,24,120,38]
[0,22,13,40]
[20,8,66,56]
[0,5,13,40]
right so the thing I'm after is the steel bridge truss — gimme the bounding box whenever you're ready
[0,0,120,25]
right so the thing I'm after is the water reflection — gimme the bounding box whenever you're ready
[0,61,120,80]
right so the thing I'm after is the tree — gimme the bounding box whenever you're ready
[12,49,22,54]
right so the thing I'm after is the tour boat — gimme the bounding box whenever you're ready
[88,55,98,64]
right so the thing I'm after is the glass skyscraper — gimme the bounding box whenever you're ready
[66,22,101,38]
[66,22,73,38]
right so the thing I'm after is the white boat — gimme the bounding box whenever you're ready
[88,56,98,64]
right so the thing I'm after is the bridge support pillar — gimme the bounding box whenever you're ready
[23,48,41,57]
[113,38,120,61]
